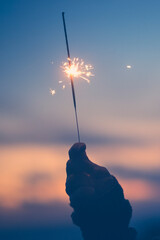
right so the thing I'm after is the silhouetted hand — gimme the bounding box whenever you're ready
[66,143,137,240]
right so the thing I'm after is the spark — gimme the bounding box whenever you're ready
[126,65,132,69]
[62,58,94,83]
[49,58,94,98]
[50,88,56,95]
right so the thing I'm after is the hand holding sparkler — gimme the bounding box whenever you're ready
[66,143,137,240]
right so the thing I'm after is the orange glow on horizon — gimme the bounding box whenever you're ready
[88,144,160,170]
[0,143,160,209]
[119,178,160,201]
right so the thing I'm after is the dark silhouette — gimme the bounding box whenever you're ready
[66,143,137,240]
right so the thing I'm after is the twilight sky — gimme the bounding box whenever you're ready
[1,0,160,239]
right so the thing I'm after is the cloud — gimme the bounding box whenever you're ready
[24,172,53,186]
[0,120,148,147]
[110,166,160,184]
[0,201,72,228]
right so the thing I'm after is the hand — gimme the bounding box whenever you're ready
[66,143,137,240]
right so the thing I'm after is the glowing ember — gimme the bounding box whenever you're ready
[126,65,132,69]
[62,58,94,83]
[50,88,56,95]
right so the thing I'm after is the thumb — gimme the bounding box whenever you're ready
[67,143,92,176]
[69,142,87,160]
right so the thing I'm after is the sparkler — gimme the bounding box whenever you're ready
[62,12,81,142]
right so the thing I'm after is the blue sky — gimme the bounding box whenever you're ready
[1,0,160,145]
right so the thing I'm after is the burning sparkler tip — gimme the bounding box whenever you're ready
[61,57,94,83]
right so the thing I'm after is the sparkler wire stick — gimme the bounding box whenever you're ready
[62,12,81,143]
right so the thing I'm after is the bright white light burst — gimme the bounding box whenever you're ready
[126,65,132,69]
[49,58,94,96]
[62,58,94,83]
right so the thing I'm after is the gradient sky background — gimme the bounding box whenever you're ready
[1,0,160,239]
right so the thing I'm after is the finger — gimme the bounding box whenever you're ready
[91,165,110,179]
[70,186,95,209]
[65,172,93,196]
[66,159,81,176]
[94,175,118,196]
